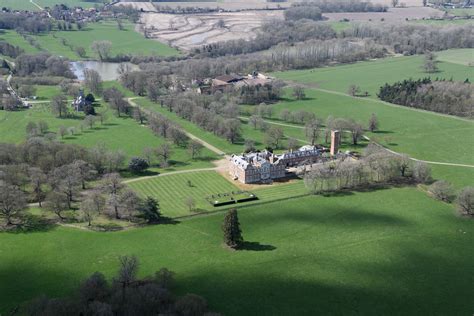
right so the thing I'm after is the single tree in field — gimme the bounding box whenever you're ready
[29,167,47,207]
[428,180,454,202]
[292,86,306,100]
[102,173,123,219]
[287,137,299,151]
[114,255,139,300]
[413,161,432,184]
[137,197,161,223]
[132,107,146,125]
[391,0,399,7]
[185,196,196,212]
[73,160,96,190]
[58,125,67,139]
[222,209,243,249]
[44,191,69,221]
[244,139,256,153]
[305,118,320,146]
[142,147,154,165]
[88,190,106,215]
[423,51,439,73]
[187,140,203,160]
[347,84,361,97]
[128,157,149,174]
[348,121,364,145]
[51,94,68,118]
[0,183,27,226]
[84,69,103,95]
[264,126,284,149]
[155,143,173,168]
[91,40,112,61]
[456,187,474,216]
[368,113,379,132]
[80,197,98,226]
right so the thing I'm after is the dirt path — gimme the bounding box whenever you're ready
[30,0,51,17]
[240,116,474,168]
[127,97,226,156]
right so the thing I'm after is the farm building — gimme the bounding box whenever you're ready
[197,72,273,94]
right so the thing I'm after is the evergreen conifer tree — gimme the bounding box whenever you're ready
[222,209,243,249]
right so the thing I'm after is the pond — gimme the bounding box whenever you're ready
[70,61,139,81]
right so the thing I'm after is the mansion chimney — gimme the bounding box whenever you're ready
[330,130,340,156]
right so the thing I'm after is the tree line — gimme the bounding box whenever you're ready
[378,78,473,118]
[25,255,216,315]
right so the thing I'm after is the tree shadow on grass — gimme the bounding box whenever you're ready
[373,130,394,134]
[2,215,56,234]
[239,241,276,251]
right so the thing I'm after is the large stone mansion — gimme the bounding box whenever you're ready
[230,131,341,184]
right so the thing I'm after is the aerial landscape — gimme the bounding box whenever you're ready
[0,0,472,315]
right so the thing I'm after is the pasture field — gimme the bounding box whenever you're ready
[128,171,241,217]
[0,30,41,54]
[264,89,474,187]
[273,53,473,97]
[0,102,218,173]
[136,98,264,153]
[446,8,474,16]
[136,98,326,154]
[0,187,472,315]
[0,21,179,60]
[436,48,474,66]
[1,0,100,11]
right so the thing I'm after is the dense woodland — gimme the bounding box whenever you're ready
[378,78,473,117]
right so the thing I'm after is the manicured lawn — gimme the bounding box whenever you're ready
[436,48,474,66]
[273,54,473,97]
[0,187,472,315]
[128,171,240,217]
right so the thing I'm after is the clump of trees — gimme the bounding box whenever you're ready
[284,5,323,21]
[0,11,52,34]
[378,78,473,118]
[304,146,430,194]
[0,137,160,229]
[15,53,75,78]
[26,256,215,315]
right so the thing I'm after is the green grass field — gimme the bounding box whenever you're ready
[1,0,101,11]
[0,102,218,173]
[0,30,42,54]
[267,89,474,187]
[0,187,472,315]
[436,48,473,66]
[273,53,473,97]
[1,21,179,60]
[128,171,241,217]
